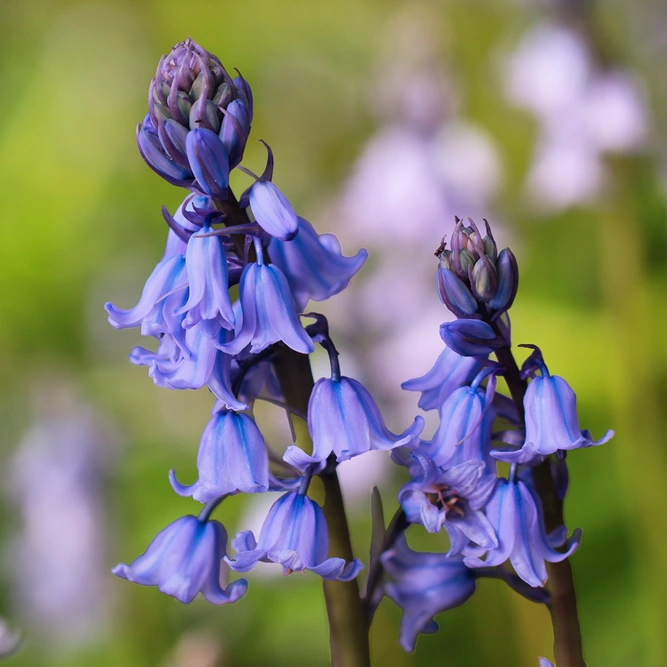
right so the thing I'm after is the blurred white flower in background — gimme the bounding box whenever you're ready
[0,618,22,659]
[504,22,648,210]
[5,382,116,647]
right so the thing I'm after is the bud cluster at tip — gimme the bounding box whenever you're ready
[436,217,518,357]
[138,38,253,195]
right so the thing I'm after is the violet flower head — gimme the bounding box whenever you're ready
[269,217,367,311]
[113,515,247,605]
[222,246,314,356]
[399,452,497,556]
[170,409,269,502]
[283,375,424,471]
[493,358,613,465]
[402,345,483,412]
[226,491,363,581]
[539,659,555,667]
[464,476,581,587]
[380,534,476,653]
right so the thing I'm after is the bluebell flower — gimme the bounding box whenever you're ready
[422,380,496,471]
[221,255,314,355]
[402,346,483,412]
[225,491,363,580]
[538,659,555,667]
[269,217,367,310]
[169,409,269,502]
[113,515,247,605]
[380,534,476,653]
[492,363,613,465]
[248,181,298,240]
[130,319,220,391]
[206,340,248,411]
[283,376,423,471]
[176,223,235,330]
[464,477,581,587]
[398,452,497,556]
[105,232,187,333]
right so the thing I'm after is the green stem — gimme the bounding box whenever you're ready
[494,344,585,667]
[273,345,370,667]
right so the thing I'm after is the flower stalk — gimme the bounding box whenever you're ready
[493,342,585,667]
[218,191,371,667]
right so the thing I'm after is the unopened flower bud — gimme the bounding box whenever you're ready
[440,319,504,357]
[436,267,479,318]
[482,220,497,260]
[186,127,230,199]
[471,256,497,303]
[488,248,519,317]
[140,39,254,186]
[137,115,193,186]
[457,248,476,278]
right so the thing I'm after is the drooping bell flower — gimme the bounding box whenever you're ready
[283,375,423,471]
[113,515,247,605]
[130,318,220,391]
[105,231,187,332]
[269,217,367,310]
[169,409,269,502]
[225,491,363,581]
[176,223,235,330]
[398,452,497,556]
[221,243,314,355]
[492,360,613,465]
[401,345,483,412]
[186,128,230,200]
[380,534,476,653]
[538,660,555,667]
[464,476,581,587]
[248,180,299,241]
[422,368,496,470]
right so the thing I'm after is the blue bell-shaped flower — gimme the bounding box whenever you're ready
[380,533,476,653]
[221,253,314,356]
[112,515,247,605]
[268,217,367,310]
[492,362,613,465]
[225,491,362,580]
[169,408,269,502]
[464,476,581,587]
[402,345,483,412]
[284,375,423,471]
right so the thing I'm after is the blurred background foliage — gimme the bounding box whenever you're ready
[0,0,666,666]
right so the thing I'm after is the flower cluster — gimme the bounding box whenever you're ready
[376,218,613,652]
[106,38,424,606]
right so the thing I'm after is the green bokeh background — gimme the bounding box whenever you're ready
[0,1,666,666]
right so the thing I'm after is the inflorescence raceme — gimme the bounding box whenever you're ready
[106,38,613,662]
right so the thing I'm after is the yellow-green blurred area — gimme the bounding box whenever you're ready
[0,0,666,666]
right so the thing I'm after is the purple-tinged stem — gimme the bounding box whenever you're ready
[494,343,585,667]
